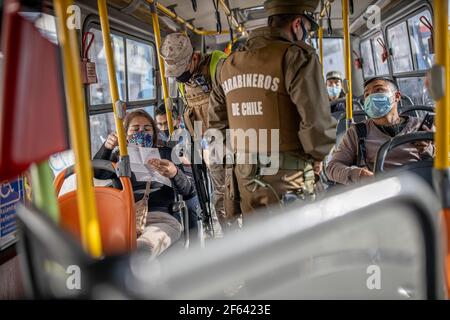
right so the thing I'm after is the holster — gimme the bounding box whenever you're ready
[224,164,242,217]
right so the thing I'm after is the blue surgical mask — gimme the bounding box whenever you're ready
[363,93,394,119]
[128,132,153,148]
[327,86,341,99]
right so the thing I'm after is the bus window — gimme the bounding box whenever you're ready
[322,38,345,79]
[89,106,154,156]
[126,39,156,101]
[408,10,434,71]
[397,76,434,106]
[360,39,375,78]
[372,35,390,76]
[388,22,413,73]
[89,28,126,105]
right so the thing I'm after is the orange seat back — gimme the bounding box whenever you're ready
[54,165,136,256]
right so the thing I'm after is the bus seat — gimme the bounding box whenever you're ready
[16,204,93,299]
[0,2,68,181]
[400,105,435,119]
[373,132,434,188]
[399,94,414,108]
[53,160,136,256]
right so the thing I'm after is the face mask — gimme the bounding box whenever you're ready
[363,93,394,119]
[128,132,153,148]
[176,69,193,83]
[293,20,309,42]
[158,130,170,142]
[327,86,341,99]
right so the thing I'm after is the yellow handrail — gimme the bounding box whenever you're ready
[318,26,324,74]
[53,0,102,257]
[98,0,128,158]
[433,0,450,170]
[342,0,353,127]
[150,2,174,135]
[145,0,229,36]
[433,0,450,297]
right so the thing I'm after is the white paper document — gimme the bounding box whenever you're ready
[128,146,172,187]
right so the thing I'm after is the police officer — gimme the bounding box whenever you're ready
[209,0,337,216]
[160,33,232,231]
[326,71,346,115]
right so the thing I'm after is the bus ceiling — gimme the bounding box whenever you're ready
[56,0,407,43]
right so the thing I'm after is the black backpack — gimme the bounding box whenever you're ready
[355,123,369,169]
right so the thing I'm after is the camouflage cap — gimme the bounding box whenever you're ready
[160,33,194,78]
[264,0,320,31]
[326,71,343,81]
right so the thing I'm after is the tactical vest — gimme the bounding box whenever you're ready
[180,50,227,136]
[220,42,301,154]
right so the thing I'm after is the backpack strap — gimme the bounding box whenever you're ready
[354,123,368,168]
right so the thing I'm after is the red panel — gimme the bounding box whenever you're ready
[0,1,68,180]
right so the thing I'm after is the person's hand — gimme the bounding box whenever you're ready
[359,167,374,178]
[313,161,323,176]
[148,159,178,179]
[105,133,118,150]
[414,140,432,154]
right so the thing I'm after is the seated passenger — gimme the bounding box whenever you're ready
[94,110,197,256]
[326,77,435,185]
[326,71,345,113]
[155,103,181,144]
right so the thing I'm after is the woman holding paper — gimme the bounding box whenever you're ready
[93,109,197,257]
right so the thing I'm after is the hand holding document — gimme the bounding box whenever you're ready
[128,146,172,187]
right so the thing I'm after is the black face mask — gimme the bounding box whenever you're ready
[292,20,308,42]
[176,70,193,83]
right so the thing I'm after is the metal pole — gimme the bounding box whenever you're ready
[319,26,324,74]
[53,0,102,257]
[98,0,129,164]
[432,0,450,296]
[150,1,174,135]
[342,0,353,128]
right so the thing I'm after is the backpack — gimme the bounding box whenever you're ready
[355,123,369,169]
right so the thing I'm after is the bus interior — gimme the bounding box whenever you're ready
[0,0,449,300]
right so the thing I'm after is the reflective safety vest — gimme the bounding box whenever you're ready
[219,42,301,154]
[179,50,227,136]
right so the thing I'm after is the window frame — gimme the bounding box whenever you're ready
[385,7,434,76]
[370,32,390,77]
[320,36,346,79]
[85,22,158,115]
[360,36,377,79]
[386,21,415,74]
[359,1,433,82]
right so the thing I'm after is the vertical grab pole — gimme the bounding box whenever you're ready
[342,0,353,128]
[53,0,102,257]
[319,25,324,75]
[149,0,174,135]
[432,0,450,297]
[97,0,130,176]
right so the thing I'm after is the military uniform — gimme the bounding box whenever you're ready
[209,0,337,216]
[160,34,231,230]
